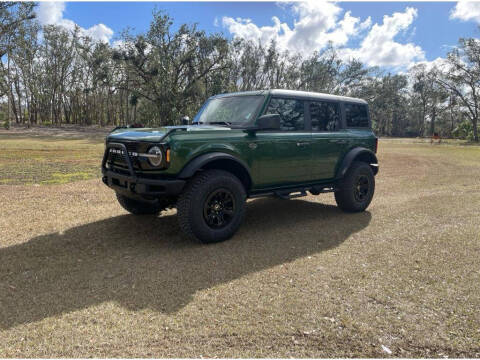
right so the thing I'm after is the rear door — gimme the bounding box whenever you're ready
[253,97,312,188]
[308,100,349,181]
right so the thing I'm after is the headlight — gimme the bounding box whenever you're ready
[147,146,163,167]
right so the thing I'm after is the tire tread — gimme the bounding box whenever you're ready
[177,171,212,240]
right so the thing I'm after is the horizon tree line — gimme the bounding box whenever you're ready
[0,2,478,141]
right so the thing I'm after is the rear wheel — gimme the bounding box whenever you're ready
[177,170,246,243]
[334,161,375,212]
[116,193,173,215]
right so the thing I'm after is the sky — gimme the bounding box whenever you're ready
[35,1,480,72]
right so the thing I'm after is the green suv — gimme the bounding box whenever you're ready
[102,89,378,243]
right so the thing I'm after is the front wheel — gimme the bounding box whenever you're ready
[334,161,375,212]
[177,170,246,244]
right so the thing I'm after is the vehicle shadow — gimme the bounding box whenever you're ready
[0,198,371,329]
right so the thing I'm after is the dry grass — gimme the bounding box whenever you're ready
[0,133,479,357]
[0,131,105,185]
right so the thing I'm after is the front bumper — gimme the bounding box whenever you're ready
[102,142,185,199]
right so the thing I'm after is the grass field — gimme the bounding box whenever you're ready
[0,129,479,357]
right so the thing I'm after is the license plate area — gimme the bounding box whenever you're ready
[111,177,128,189]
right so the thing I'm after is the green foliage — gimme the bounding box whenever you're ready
[0,112,8,130]
[452,120,475,141]
[0,2,35,55]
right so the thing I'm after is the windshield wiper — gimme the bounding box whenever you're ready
[208,121,232,126]
[196,121,246,128]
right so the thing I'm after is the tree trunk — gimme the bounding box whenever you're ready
[9,88,19,124]
[473,118,479,142]
[450,107,455,135]
[430,107,436,136]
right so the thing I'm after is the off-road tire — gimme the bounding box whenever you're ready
[177,169,246,244]
[335,161,375,212]
[116,193,171,215]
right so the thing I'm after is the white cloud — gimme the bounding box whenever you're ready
[36,1,65,25]
[450,1,480,23]
[36,1,114,43]
[409,57,449,72]
[340,7,425,69]
[84,24,114,43]
[222,1,371,54]
[112,39,126,49]
[222,1,424,70]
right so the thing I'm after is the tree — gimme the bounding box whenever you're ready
[0,2,35,56]
[0,2,35,127]
[410,64,449,136]
[113,11,230,125]
[436,38,480,142]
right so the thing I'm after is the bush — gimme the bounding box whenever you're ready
[452,120,474,141]
[0,113,8,130]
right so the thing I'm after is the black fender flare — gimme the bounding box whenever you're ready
[178,152,253,189]
[336,147,379,179]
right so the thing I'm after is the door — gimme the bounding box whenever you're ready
[309,100,349,181]
[253,97,312,188]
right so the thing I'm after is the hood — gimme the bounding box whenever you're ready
[107,125,230,142]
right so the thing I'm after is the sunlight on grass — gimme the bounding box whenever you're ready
[0,135,104,185]
[40,172,93,185]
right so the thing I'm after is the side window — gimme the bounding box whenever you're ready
[265,97,305,131]
[310,101,340,131]
[345,103,369,128]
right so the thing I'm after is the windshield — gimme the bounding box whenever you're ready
[193,95,265,126]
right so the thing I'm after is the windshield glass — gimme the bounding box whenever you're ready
[193,95,264,126]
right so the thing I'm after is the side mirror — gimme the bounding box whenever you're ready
[181,116,190,125]
[256,114,280,130]
[129,123,144,128]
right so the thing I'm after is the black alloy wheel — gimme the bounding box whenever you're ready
[353,175,370,202]
[203,188,236,229]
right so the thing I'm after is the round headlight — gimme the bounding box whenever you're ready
[147,146,163,167]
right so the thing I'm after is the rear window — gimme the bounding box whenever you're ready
[345,103,369,128]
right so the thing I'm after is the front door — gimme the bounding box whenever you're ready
[253,97,312,188]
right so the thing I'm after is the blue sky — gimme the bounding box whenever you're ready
[36,1,480,71]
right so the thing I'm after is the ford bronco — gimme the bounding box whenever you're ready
[102,89,378,243]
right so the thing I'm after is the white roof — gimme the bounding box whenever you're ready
[269,89,368,104]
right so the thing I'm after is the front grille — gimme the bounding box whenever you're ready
[124,142,138,153]
[109,152,127,164]
[105,141,165,174]
[106,141,141,173]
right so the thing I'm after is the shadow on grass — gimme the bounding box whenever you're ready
[0,198,371,329]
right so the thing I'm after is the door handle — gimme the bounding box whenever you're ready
[329,139,347,144]
[296,142,310,147]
